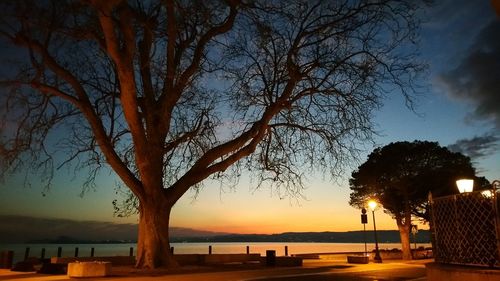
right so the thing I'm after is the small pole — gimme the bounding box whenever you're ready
[170,247,174,254]
[74,247,79,257]
[129,247,134,257]
[285,246,288,256]
[24,247,30,261]
[90,248,95,257]
[411,224,418,258]
[246,246,250,254]
[414,232,417,252]
[363,224,367,256]
[57,247,62,258]
[361,208,368,257]
[41,248,46,259]
[209,245,212,255]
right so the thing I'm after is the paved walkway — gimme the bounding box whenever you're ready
[0,259,431,281]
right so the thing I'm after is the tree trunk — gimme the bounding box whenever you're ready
[135,199,179,268]
[398,225,412,260]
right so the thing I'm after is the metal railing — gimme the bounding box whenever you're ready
[429,189,500,268]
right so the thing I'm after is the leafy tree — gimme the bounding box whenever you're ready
[349,140,489,260]
[0,0,427,268]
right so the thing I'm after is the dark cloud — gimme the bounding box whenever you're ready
[447,133,499,159]
[423,0,494,31]
[438,20,500,128]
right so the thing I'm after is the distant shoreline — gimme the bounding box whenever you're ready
[17,230,430,244]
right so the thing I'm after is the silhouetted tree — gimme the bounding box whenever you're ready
[0,0,427,268]
[349,140,489,260]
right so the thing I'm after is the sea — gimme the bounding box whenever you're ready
[0,242,431,263]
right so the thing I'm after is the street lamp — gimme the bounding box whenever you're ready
[456,179,473,193]
[368,200,382,263]
[481,180,500,198]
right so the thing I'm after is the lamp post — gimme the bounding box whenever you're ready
[368,200,382,263]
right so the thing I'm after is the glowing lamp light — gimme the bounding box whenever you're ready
[368,200,377,211]
[481,190,493,198]
[456,179,474,193]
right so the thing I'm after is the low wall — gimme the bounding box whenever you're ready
[175,253,261,265]
[377,249,432,260]
[174,254,203,266]
[293,252,363,261]
[293,249,432,262]
[426,262,500,281]
[51,256,135,266]
[275,256,303,267]
[204,254,261,264]
[51,253,300,267]
[175,254,301,266]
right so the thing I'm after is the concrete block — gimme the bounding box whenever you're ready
[347,255,369,264]
[67,261,111,278]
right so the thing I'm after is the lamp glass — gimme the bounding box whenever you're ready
[481,190,493,198]
[456,179,474,193]
[368,200,377,211]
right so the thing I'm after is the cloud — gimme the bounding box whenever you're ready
[422,0,493,30]
[447,133,499,159]
[438,20,500,128]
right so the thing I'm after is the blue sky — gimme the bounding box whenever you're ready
[0,0,499,235]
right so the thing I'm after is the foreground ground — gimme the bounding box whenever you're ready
[0,259,430,281]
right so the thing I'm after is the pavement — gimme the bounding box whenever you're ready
[0,259,431,281]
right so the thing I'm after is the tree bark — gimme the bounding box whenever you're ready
[135,199,178,268]
[398,224,412,260]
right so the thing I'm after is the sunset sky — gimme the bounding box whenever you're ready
[1,0,499,236]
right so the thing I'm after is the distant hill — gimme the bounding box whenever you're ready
[0,215,430,244]
[0,215,228,243]
[0,215,136,243]
[170,230,431,243]
[170,227,230,238]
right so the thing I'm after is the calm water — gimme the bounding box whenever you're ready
[0,242,431,263]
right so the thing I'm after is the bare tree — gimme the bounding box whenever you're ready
[0,0,426,268]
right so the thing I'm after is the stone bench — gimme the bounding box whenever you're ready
[67,261,111,278]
